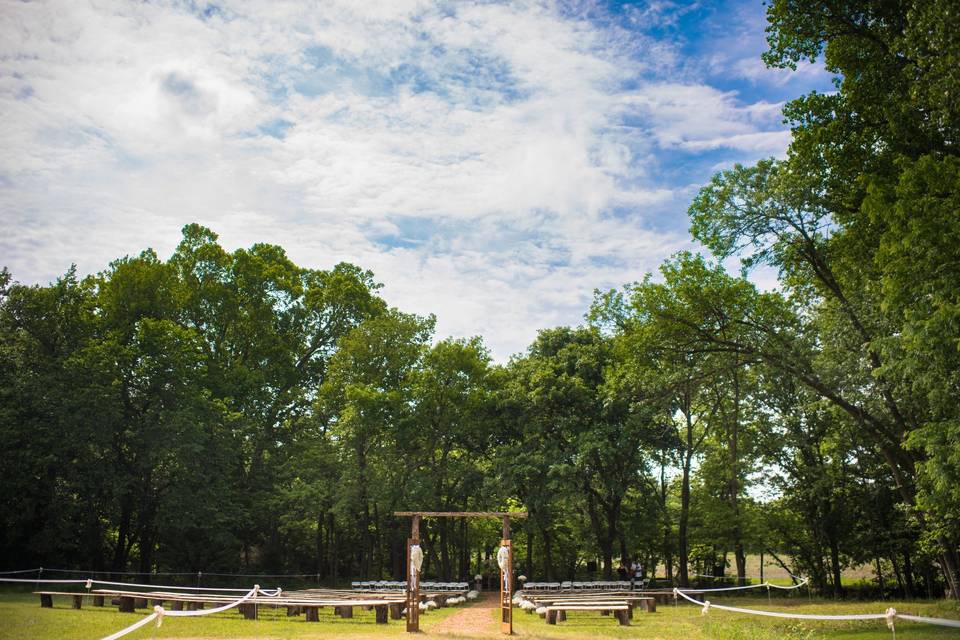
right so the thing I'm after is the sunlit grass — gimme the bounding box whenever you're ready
[2,591,957,639]
[508,596,959,640]
[0,591,459,639]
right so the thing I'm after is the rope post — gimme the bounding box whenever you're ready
[36,567,42,593]
[766,583,771,606]
[196,571,202,594]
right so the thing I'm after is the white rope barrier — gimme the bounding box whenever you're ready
[0,576,282,597]
[100,608,162,640]
[0,568,42,575]
[678,578,808,593]
[672,588,960,630]
[767,581,807,590]
[0,578,90,584]
[895,613,960,628]
[90,579,258,593]
[31,567,320,577]
[162,585,260,617]
[100,585,260,640]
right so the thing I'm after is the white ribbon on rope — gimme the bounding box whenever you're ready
[672,588,960,628]
[100,585,261,640]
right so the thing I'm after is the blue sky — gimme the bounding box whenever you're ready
[0,0,833,360]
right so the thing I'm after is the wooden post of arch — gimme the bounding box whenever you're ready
[395,511,527,634]
[406,514,421,632]
[500,516,513,635]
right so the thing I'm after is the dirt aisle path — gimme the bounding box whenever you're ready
[429,592,500,636]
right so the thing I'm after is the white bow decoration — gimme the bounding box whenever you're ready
[410,544,424,572]
[497,545,510,572]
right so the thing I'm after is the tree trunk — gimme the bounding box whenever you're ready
[891,554,904,597]
[939,541,960,600]
[111,494,133,576]
[460,519,469,580]
[525,526,533,579]
[902,549,915,598]
[316,513,325,580]
[875,557,885,597]
[678,450,692,588]
[328,513,338,585]
[829,535,844,598]
[728,365,746,585]
[542,528,554,581]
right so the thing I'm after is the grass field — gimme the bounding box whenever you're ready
[2,591,958,640]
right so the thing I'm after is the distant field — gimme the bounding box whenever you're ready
[673,554,876,586]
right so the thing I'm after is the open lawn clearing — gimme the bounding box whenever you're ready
[2,592,957,640]
[0,591,458,639]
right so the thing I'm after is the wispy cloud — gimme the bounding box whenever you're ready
[0,0,826,359]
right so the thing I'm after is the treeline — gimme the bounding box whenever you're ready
[1,0,959,599]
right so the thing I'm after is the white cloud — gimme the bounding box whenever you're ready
[0,0,799,360]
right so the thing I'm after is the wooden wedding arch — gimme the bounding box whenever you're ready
[394,511,527,634]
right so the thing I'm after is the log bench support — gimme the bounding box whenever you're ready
[119,596,135,613]
[93,596,105,607]
[240,603,257,620]
[376,604,388,624]
[390,602,403,620]
[40,594,53,608]
[72,595,83,609]
[305,606,320,622]
[545,606,630,626]
[172,601,183,611]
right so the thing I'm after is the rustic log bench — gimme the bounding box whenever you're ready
[526,595,655,616]
[34,592,104,609]
[540,600,636,618]
[41,587,402,624]
[544,604,630,625]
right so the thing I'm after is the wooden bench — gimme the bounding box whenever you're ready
[34,591,104,609]
[526,595,655,615]
[544,604,630,625]
[35,587,407,625]
[92,589,399,623]
[540,600,634,616]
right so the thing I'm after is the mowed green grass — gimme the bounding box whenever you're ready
[0,591,460,639]
[510,596,960,640]
[2,591,958,639]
